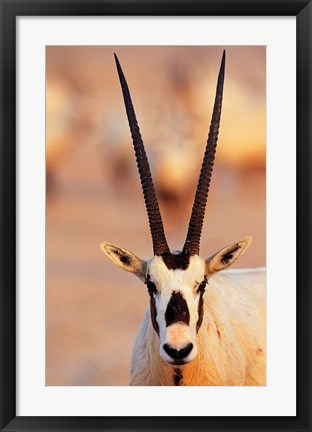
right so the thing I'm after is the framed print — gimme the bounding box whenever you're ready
[0,1,311,431]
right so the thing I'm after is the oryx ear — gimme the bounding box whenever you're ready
[205,237,253,277]
[100,242,146,281]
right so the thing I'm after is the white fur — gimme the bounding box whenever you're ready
[148,255,205,364]
[130,267,266,386]
[101,239,266,386]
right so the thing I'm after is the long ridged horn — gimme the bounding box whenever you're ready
[183,50,226,256]
[114,54,170,256]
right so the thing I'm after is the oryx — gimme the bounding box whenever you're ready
[101,52,266,386]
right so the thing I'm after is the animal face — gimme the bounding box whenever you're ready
[146,254,206,365]
[100,237,252,366]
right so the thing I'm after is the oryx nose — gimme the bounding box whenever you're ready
[163,343,193,360]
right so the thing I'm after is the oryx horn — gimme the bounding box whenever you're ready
[114,53,170,256]
[183,50,226,256]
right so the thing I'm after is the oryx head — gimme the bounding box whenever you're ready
[101,52,252,366]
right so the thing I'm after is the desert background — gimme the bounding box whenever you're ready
[46,46,266,385]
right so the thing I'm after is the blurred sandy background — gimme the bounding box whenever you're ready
[46,46,266,386]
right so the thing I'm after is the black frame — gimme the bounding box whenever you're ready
[0,0,311,431]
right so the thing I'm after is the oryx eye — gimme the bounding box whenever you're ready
[197,280,207,294]
[146,280,157,294]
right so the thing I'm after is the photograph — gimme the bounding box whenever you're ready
[46,45,266,386]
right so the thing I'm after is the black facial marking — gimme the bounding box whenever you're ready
[173,368,183,386]
[162,252,190,270]
[221,244,240,265]
[150,294,159,335]
[165,291,190,327]
[146,280,157,294]
[196,291,204,333]
[197,279,207,294]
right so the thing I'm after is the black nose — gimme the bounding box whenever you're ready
[163,343,193,360]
